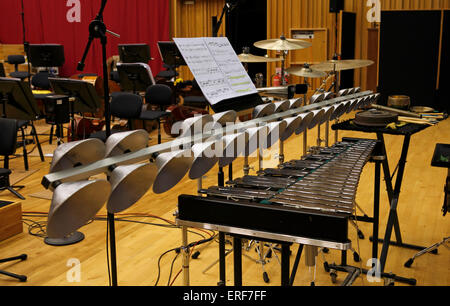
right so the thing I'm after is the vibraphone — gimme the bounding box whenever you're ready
[176,138,380,286]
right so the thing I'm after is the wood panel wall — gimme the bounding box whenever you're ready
[170,0,450,91]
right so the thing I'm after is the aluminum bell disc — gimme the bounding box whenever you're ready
[338,88,349,97]
[179,114,214,138]
[274,100,291,113]
[289,98,303,109]
[347,88,356,95]
[244,126,269,156]
[189,140,223,180]
[263,120,288,149]
[323,92,335,100]
[319,106,335,125]
[307,109,326,129]
[355,97,367,110]
[253,103,276,118]
[212,110,237,127]
[107,163,157,213]
[219,132,249,167]
[153,149,194,194]
[281,116,302,141]
[341,101,352,114]
[104,129,149,158]
[348,99,360,112]
[295,112,315,135]
[310,93,325,104]
[47,180,111,239]
[330,102,347,121]
[50,138,106,174]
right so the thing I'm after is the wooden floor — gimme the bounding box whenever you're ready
[0,113,448,287]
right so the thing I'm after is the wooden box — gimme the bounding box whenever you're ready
[0,201,23,242]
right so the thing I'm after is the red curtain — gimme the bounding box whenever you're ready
[0,0,170,77]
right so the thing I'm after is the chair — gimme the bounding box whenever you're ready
[31,71,52,90]
[90,92,144,142]
[183,79,209,110]
[156,63,178,81]
[140,84,172,144]
[0,118,25,200]
[6,55,30,81]
[0,62,5,77]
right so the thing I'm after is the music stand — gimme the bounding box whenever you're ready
[0,77,45,169]
[49,78,102,140]
[29,44,65,69]
[118,44,151,64]
[157,41,186,67]
[116,63,155,93]
[0,77,40,120]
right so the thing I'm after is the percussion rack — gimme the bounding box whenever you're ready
[41,90,374,190]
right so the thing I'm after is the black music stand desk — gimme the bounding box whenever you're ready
[0,77,45,169]
[332,119,441,275]
[49,78,102,141]
[116,63,155,94]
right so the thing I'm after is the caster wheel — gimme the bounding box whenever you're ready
[322,248,329,254]
[353,252,361,262]
[266,249,272,258]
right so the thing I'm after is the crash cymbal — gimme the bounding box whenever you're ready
[311,59,374,72]
[254,36,312,51]
[238,53,281,63]
[286,66,327,78]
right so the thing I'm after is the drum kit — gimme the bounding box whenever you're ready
[238,35,374,98]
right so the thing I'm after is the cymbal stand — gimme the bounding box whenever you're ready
[280,51,288,86]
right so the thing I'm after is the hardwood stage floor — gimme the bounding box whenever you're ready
[0,113,448,287]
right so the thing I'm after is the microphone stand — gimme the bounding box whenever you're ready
[76,0,120,287]
[20,0,31,84]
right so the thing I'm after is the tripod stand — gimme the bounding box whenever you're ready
[0,254,27,282]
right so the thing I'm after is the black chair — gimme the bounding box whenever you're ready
[183,79,209,110]
[90,92,144,142]
[6,55,30,81]
[140,84,172,144]
[0,118,25,200]
[156,63,178,81]
[31,71,52,90]
[0,62,5,77]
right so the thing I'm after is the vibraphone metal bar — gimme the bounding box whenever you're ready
[41,91,374,190]
[177,138,379,286]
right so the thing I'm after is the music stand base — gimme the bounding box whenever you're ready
[44,232,85,246]
[0,254,27,282]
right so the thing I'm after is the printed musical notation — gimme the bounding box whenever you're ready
[174,37,257,105]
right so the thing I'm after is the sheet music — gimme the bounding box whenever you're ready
[174,37,257,105]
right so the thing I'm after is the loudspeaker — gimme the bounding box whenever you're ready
[330,0,344,13]
[44,95,70,125]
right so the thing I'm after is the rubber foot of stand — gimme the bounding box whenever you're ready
[263,272,269,283]
[44,232,85,246]
[404,258,414,268]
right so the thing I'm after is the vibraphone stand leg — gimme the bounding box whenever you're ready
[181,225,190,286]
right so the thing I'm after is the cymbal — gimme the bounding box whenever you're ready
[311,59,374,72]
[254,37,312,51]
[238,53,281,63]
[286,66,327,78]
